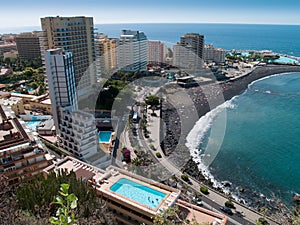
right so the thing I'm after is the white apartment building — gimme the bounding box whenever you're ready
[173,33,204,70]
[117,30,148,71]
[58,109,98,159]
[45,49,102,165]
[204,44,226,63]
[45,49,78,130]
[173,44,203,70]
[148,40,166,65]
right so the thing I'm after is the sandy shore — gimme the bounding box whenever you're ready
[161,64,300,213]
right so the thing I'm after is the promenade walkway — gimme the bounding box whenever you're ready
[145,108,279,225]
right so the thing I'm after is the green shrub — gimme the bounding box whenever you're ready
[16,171,97,218]
[257,217,270,225]
[156,152,162,158]
[181,174,189,182]
[149,144,155,150]
[49,183,78,225]
[225,201,235,209]
[194,193,202,199]
[200,186,209,195]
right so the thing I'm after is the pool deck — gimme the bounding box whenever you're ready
[98,131,115,153]
[43,156,227,224]
[94,166,180,216]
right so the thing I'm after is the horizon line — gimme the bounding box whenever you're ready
[95,21,300,25]
[1,21,300,30]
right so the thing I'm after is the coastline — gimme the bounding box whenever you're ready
[161,64,300,216]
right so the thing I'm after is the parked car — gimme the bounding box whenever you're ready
[235,210,245,217]
[196,200,203,206]
[220,206,233,215]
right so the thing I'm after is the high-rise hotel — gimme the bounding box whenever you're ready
[117,30,148,72]
[40,16,96,93]
[148,40,166,66]
[45,49,99,161]
[173,33,204,70]
[45,49,78,130]
[16,32,42,61]
[95,34,118,78]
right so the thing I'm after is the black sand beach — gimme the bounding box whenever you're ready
[160,64,300,212]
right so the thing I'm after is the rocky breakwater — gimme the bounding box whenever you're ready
[160,64,300,218]
[160,100,181,156]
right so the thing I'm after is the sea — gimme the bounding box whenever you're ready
[2,23,300,207]
[187,72,300,208]
[2,23,300,56]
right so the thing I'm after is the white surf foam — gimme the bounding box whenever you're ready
[185,98,237,189]
[248,72,297,89]
[186,98,235,155]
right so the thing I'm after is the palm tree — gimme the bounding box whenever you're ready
[259,206,268,219]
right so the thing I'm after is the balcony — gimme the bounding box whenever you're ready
[7,160,50,181]
[1,156,13,165]
[3,164,16,172]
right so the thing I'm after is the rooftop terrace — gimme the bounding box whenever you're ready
[45,156,180,216]
[0,105,30,150]
[44,156,227,224]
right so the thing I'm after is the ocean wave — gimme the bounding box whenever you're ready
[186,98,235,154]
[185,95,277,206]
[185,73,298,210]
[247,72,298,89]
[248,72,300,98]
[185,98,237,190]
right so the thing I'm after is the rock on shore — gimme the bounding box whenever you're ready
[160,64,300,212]
[160,101,181,156]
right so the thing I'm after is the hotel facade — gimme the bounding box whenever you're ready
[117,30,148,72]
[0,104,52,186]
[95,34,118,78]
[16,32,42,60]
[148,40,166,66]
[173,33,204,70]
[40,16,96,92]
[204,44,226,64]
[45,48,109,168]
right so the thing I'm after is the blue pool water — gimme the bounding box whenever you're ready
[26,121,41,131]
[110,178,166,209]
[98,131,112,143]
[32,116,39,121]
[273,56,299,64]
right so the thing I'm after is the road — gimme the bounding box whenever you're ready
[116,83,276,225]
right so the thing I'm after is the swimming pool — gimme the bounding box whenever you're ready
[98,131,112,143]
[273,56,299,64]
[32,116,39,121]
[110,178,166,209]
[26,121,41,131]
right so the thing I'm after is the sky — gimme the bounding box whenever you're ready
[1,0,300,29]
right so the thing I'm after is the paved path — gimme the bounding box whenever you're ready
[120,84,280,225]
[145,106,278,225]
